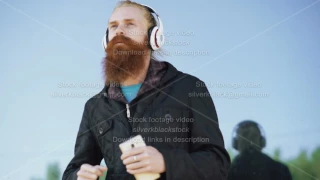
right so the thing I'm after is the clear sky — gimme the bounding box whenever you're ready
[1,0,320,179]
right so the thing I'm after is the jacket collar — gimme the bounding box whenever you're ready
[105,58,168,103]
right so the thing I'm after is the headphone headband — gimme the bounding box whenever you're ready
[142,4,163,31]
[232,120,266,150]
[141,3,164,47]
[141,4,158,15]
[232,120,266,138]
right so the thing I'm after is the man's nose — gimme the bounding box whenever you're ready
[115,25,125,36]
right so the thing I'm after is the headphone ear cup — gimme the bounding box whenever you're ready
[260,136,266,148]
[232,137,238,150]
[106,29,109,43]
[149,26,159,50]
[102,29,109,51]
[147,27,154,50]
[102,34,107,50]
[156,29,164,48]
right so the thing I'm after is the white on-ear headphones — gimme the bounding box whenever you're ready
[102,4,165,51]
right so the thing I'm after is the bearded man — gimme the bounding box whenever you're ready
[62,1,230,180]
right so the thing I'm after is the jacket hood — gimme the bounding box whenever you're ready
[158,61,182,86]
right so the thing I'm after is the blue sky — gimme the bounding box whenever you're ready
[1,0,320,179]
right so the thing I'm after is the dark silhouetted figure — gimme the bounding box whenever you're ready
[227,120,292,180]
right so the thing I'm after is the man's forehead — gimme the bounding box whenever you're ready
[109,6,145,23]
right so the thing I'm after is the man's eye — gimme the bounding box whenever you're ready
[110,25,117,28]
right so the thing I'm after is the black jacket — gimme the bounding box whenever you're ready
[227,148,292,180]
[62,60,231,180]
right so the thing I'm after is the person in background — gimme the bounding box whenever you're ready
[228,120,292,180]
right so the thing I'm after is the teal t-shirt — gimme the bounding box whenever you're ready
[120,83,142,103]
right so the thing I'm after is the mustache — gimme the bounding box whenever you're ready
[106,34,149,58]
[107,35,144,50]
[111,35,131,44]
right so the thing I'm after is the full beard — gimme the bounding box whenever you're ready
[102,35,150,86]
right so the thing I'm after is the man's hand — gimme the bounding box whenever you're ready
[120,146,166,174]
[77,164,108,180]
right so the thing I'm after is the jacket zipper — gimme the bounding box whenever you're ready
[126,103,134,137]
[126,104,130,118]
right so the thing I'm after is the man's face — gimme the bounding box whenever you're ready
[102,6,150,84]
[108,6,148,44]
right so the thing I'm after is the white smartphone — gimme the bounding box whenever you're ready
[119,135,160,180]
